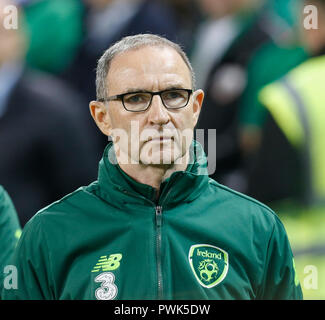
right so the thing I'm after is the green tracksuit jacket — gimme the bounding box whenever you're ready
[0,186,21,296]
[1,141,302,300]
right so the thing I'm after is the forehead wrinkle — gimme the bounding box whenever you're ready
[107,47,192,95]
[110,70,189,93]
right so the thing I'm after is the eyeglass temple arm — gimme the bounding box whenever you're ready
[98,95,120,102]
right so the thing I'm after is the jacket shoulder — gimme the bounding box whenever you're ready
[30,182,100,220]
[208,179,281,224]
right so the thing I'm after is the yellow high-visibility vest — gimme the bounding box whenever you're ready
[259,55,325,204]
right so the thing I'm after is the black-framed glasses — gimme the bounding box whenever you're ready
[98,88,193,112]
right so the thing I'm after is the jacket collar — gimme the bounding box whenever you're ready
[96,140,209,208]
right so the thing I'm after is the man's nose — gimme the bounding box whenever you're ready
[147,95,170,125]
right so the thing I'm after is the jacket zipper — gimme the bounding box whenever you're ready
[120,188,164,298]
[154,175,181,299]
[120,177,180,300]
[155,205,163,300]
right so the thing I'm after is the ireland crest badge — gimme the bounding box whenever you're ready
[188,244,229,288]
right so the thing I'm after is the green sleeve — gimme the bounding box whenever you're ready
[258,215,303,300]
[0,186,21,294]
[1,214,54,300]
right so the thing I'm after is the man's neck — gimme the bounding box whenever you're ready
[118,153,189,192]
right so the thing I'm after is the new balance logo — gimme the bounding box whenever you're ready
[91,253,122,273]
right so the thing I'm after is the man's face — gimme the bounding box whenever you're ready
[102,46,203,166]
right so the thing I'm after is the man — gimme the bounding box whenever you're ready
[0,186,21,297]
[2,34,302,300]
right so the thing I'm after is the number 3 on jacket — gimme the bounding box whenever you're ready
[94,272,118,300]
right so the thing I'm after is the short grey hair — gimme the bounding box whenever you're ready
[95,33,196,101]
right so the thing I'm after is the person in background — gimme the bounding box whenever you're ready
[237,0,309,199]
[0,185,21,297]
[0,0,100,226]
[193,0,291,192]
[163,0,203,54]
[248,0,325,205]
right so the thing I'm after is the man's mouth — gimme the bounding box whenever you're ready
[148,136,174,142]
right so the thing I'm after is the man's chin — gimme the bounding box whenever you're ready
[139,149,184,166]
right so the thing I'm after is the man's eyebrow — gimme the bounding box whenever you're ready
[123,88,149,94]
[163,84,186,90]
[123,84,187,94]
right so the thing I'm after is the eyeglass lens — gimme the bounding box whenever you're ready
[123,89,190,111]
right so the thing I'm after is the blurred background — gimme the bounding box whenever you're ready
[0,0,324,299]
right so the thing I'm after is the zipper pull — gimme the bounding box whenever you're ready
[155,206,162,227]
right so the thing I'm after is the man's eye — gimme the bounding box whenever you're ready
[124,94,148,104]
[163,91,185,100]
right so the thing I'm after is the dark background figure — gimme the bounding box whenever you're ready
[0,0,100,226]
[193,0,302,192]
[163,0,203,54]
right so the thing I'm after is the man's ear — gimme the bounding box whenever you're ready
[192,89,204,127]
[89,100,112,136]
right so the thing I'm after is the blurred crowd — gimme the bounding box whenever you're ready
[0,0,324,229]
